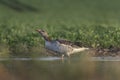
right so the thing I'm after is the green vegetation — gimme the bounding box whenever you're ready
[0,0,120,56]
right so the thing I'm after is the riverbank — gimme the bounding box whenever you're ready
[0,0,120,57]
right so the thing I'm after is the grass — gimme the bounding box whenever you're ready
[0,0,120,56]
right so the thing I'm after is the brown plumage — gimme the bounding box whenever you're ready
[36,29,89,58]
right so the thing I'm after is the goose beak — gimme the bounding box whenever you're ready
[36,29,41,32]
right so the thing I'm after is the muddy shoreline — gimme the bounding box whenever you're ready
[90,47,120,57]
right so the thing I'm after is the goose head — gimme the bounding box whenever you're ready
[36,29,51,41]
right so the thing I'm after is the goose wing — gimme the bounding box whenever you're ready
[56,39,82,47]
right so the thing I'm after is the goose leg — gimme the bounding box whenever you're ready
[61,54,64,59]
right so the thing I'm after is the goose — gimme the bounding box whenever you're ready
[36,29,89,58]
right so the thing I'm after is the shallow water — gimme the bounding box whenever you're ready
[0,57,62,61]
[0,56,120,80]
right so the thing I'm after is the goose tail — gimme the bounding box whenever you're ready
[72,47,89,53]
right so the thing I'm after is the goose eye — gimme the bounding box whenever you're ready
[41,30,45,32]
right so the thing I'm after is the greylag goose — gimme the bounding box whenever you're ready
[36,29,89,58]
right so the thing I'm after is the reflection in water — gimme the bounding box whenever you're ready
[0,57,62,61]
[91,57,120,61]
[0,57,120,80]
[0,65,16,80]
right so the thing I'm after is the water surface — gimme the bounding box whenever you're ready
[0,56,120,80]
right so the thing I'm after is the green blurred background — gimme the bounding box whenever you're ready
[0,0,120,56]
